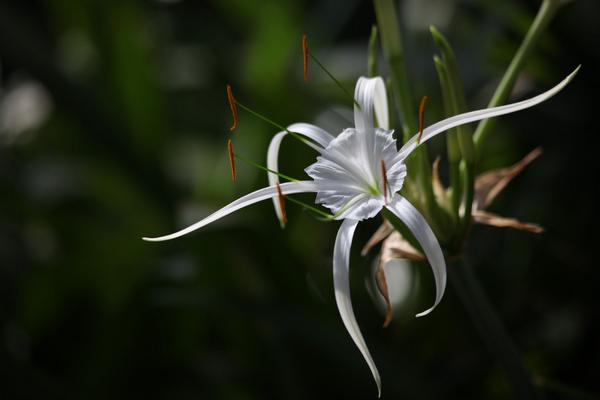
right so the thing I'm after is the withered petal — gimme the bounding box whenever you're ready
[375,258,393,328]
[375,231,425,327]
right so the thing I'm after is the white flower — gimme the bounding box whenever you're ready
[144,68,578,396]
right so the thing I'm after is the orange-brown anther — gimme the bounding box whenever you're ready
[302,34,309,82]
[417,95,428,144]
[381,160,388,203]
[226,84,238,132]
[227,139,236,182]
[276,183,288,225]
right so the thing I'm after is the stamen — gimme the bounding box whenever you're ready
[302,34,309,82]
[276,183,288,225]
[226,84,238,132]
[303,36,361,110]
[381,160,389,203]
[285,196,334,220]
[234,100,317,147]
[417,95,428,144]
[226,84,321,148]
[233,152,300,183]
[227,139,236,182]
[227,150,331,220]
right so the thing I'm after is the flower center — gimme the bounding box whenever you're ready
[305,127,407,220]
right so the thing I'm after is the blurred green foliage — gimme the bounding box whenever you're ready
[0,0,598,399]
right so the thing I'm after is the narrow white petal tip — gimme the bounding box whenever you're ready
[142,236,168,242]
[562,65,581,86]
[570,65,582,78]
[415,307,435,318]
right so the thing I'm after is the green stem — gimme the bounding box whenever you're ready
[450,258,538,400]
[285,196,334,220]
[430,26,476,229]
[308,52,361,109]
[373,0,416,139]
[433,55,461,220]
[236,101,317,147]
[373,0,438,228]
[233,153,300,183]
[460,161,474,234]
[368,25,379,77]
[473,0,563,150]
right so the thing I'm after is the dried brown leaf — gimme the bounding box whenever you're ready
[431,157,447,201]
[474,147,543,210]
[473,210,544,233]
[361,221,393,256]
[382,231,425,262]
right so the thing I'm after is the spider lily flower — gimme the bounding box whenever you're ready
[143,67,578,396]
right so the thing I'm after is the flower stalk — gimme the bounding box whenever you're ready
[433,56,462,220]
[430,26,476,234]
[473,0,564,150]
[373,0,443,235]
[368,25,379,77]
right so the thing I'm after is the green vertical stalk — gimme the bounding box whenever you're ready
[430,26,476,231]
[368,25,379,77]
[433,56,461,220]
[473,0,563,150]
[450,258,539,400]
[373,0,439,227]
[460,161,474,235]
[373,0,416,139]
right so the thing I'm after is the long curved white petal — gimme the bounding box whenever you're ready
[385,195,446,317]
[354,76,389,132]
[333,218,381,396]
[143,181,319,242]
[267,123,335,225]
[289,122,336,148]
[397,67,580,159]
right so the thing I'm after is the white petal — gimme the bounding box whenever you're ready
[385,195,446,317]
[333,194,384,221]
[354,76,389,132]
[306,128,405,220]
[333,218,381,396]
[307,128,378,192]
[288,122,336,148]
[397,67,580,159]
[142,181,319,242]
[267,123,334,225]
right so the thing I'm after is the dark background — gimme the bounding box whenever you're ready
[0,0,598,398]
